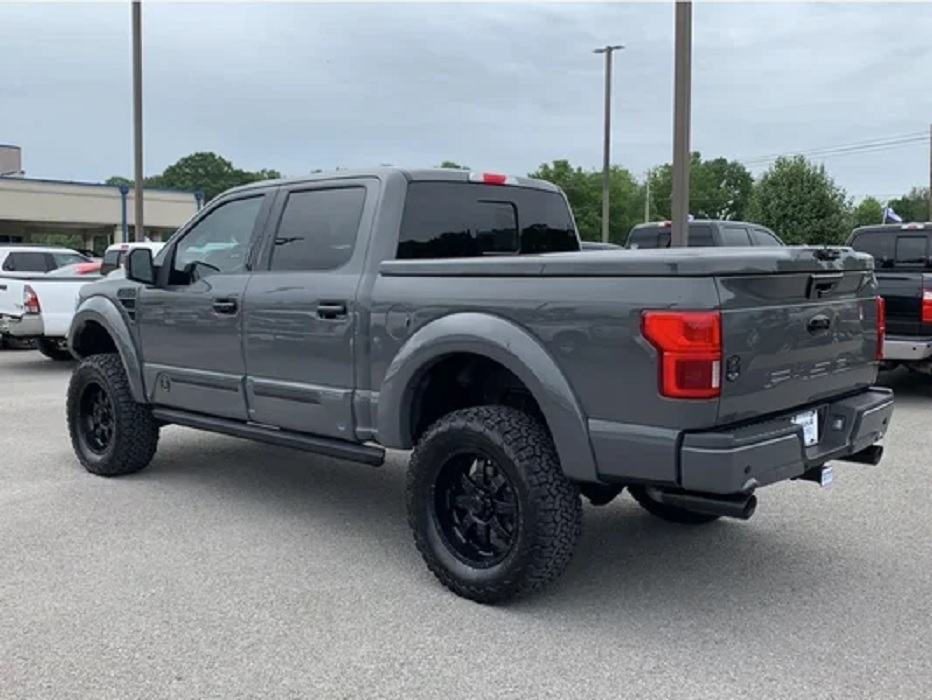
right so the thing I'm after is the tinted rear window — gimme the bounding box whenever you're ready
[849,230,930,267]
[626,224,713,248]
[721,226,752,246]
[397,182,579,259]
[895,235,928,265]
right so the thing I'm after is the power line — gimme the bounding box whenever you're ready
[737,131,929,167]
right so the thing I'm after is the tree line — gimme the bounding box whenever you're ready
[107,151,930,246]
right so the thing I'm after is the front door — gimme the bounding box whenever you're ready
[136,191,273,421]
[242,180,374,440]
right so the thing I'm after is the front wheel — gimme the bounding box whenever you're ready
[406,405,583,604]
[628,485,721,525]
[66,353,160,476]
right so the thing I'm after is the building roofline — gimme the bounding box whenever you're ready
[0,174,199,196]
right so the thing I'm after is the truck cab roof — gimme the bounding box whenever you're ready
[222,167,563,198]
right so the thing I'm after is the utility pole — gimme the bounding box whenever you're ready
[132,0,145,242]
[644,168,652,222]
[594,44,624,243]
[670,1,692,247]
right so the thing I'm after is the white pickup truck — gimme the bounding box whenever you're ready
[0,241,166,359]
[0,273,97,358]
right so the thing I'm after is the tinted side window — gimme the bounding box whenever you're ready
[850,232,895,263]
[2,252,50,272]
[171,195,264,281]
[626,228,664,248]
[397,182,578,259]
[270,187,366,271]
[749,228,782,246]
[721,226,751,246]
[687,225,714,247]
[895,235,928,266]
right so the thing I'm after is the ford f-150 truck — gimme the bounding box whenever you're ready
[64,167,893,604]
[847,221,932,374]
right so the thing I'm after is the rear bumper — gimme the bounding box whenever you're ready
[0,313,43,338]
[883,335,932,361]
[590,387,894,495]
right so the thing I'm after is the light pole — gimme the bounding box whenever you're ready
[670,1,692,247]
[132,0,144,242]
[594,44,624,244]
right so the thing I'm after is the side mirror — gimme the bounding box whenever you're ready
[126,247,156,285]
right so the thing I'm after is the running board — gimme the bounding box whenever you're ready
[151,408,386,466]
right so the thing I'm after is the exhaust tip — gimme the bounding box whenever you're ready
[742,494,758,520]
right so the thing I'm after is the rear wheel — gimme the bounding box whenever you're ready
[628,485,721,525]
[406,405,583,604]
[37,337,73,361]
[66,353,160,476]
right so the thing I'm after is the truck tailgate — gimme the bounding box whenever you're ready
[875,270,932,336]
[716,267,880,425]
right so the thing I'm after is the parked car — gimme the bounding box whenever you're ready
[625,219,785,249]
[65,167,892,604]
[0,244,92,274]
[846,221,932,374]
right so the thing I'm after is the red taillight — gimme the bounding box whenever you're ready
[75,262,101,275]
[468,172,515,185]
[642,311,722,399]
[922,290,932,325]
[23,285,40,314]
[876,296,886,361]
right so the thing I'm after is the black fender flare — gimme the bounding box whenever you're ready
[67,296,146,404]
[376,312,597,483]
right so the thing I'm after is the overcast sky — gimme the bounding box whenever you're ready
[1,1,930,201]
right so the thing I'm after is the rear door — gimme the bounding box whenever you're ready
[242,178,376,440]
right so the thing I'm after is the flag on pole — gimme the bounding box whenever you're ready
[882,205,903,224]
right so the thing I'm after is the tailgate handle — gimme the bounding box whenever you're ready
[807,273,843,299]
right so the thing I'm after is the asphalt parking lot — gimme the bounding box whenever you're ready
[1,349,930,699]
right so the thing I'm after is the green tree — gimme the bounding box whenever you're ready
[746,155,850,245]
[105,152,282,201]
[886,186,930,223]
[849,196,883,229]
[438,160,469,170]
[529,160,643,244]
[647,152,754,221]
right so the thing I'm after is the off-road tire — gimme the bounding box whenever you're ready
[67,353,160,476]
[627,485,721,525]
[406,405,583,604]
[37,337,73,361]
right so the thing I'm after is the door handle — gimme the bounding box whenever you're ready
[212,298,238,315]
[316,302,347,319]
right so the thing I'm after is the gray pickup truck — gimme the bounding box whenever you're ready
[64,167,894,604]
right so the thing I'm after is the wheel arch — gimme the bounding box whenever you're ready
[68,296,146,403]
[376,312,597,483]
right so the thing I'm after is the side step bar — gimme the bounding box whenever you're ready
[151,408,386,467]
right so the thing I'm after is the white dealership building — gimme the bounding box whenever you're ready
[0,144,202,250]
